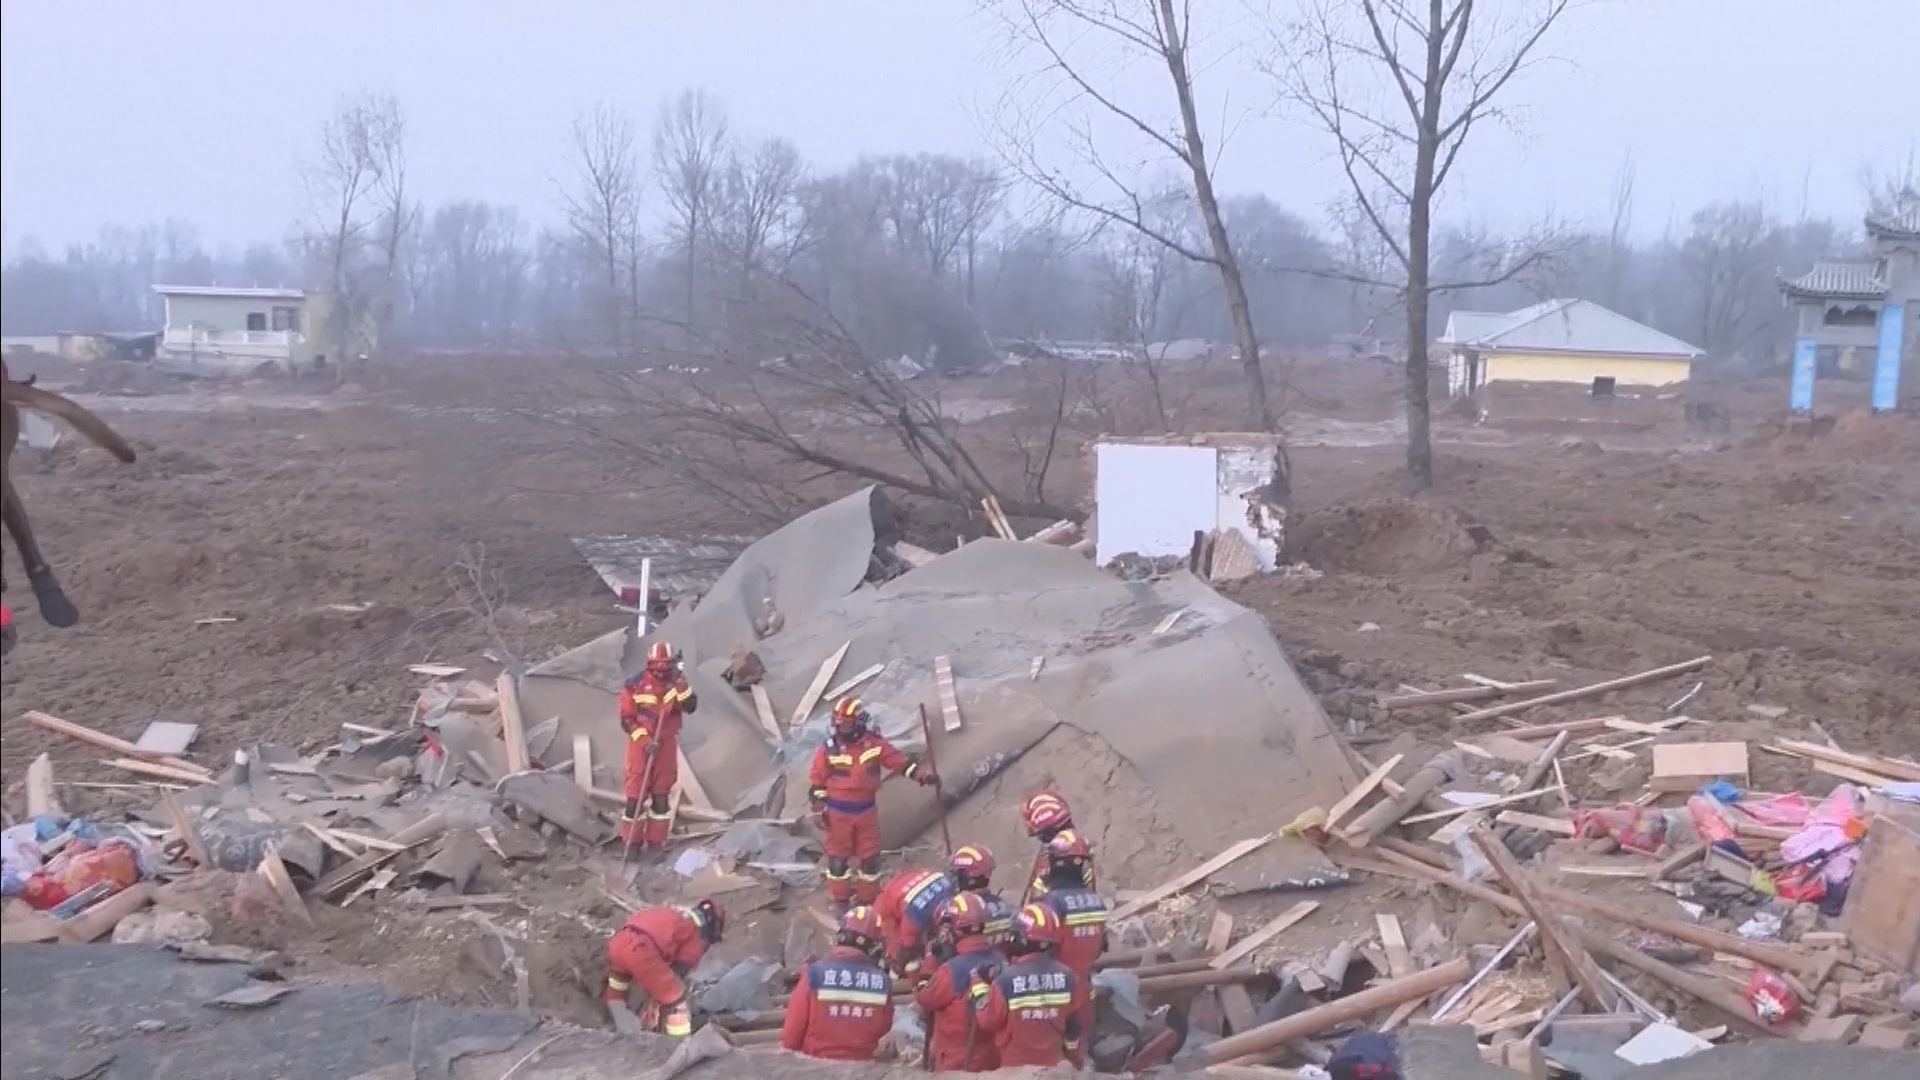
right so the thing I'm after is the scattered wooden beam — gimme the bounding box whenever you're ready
[1401,784,1564,826]
[1376,915,1412,978]
[1775,739,1920,783]
[1343,751,1459,847]
[1026,520,1078,544]
[25,753,62,818]
[1325,754,1403,831]
[22,710,211,778]
[302,823,361,859]
[1650,742,1750,792]
[933,654,962,732]
[1198,959,1472,1065]
[1502,715,1631,741]
[748,685,781,742]
[1379,680,1558,710]
[159,793,213,871]
[791,642,850,729]
[1210,901,1319,969]
[1469,826,1618,1012]
[316,814,446,900]
[675,747,717,814]
[257,846,315,927]
[1111,836,1273,921]
[1495,811,1576,837]
[342,868,396,907]
[1454,656,1712,724]
[327,829,406,853]
[409,663,466,677]
[825,662,886,702]
[1153,608,1189,635]
[104,757,213,785]
[496,673,531,774]
[58,881,155,943]
[572,734,593,792]
[1207,913,1235,955]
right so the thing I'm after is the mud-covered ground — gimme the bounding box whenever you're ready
[4,350,1916,1027]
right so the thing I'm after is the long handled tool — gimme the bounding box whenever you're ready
[619,744,660,874]
[916,704,953,859]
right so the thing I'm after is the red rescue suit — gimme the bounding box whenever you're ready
[1041,885,1108,1064]
[809,731,922,903]
[1025,826,1098,899]
[875,869,956,976]
[914,937,1003,1073]
[779,945,895,1061]
[604,906,708,1036]
[976,953,1082,1068]
[972,889,1015,948]
[619,670,695,847]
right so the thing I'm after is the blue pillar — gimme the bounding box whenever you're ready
[1873,301,1906,412]
[1790,337,1817,413]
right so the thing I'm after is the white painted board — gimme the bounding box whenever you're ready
[1094,443,1217,567]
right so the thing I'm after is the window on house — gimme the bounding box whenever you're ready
[271,306,301,333]
[246,312,268,332]
[1591,376,1617,399]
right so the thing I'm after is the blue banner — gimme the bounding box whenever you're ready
[1790,337,1817,413]
[1874,302,1906,412]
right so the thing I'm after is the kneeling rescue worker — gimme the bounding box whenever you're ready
[948,843,1014,945]
[976,903,1083,1068]
[808,695,937,905]
[780,905,895,1062]
[874,865,956,978]
[1020,791,1097,902]
[603,899,725,1037]
[914,892,1004,1072]
[619,641,697,852]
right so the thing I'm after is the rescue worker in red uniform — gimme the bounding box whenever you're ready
[1020,791,1098,902]
[975,903,1083,1068]
[1035,831,1107,1065]
[949,844,1014,946]
[873,866,956,978]
[603,899,725,1038]
[780,905,895,1062]
[913,892,1004,1073]
[619,641,697,851]
[808,696,937,905]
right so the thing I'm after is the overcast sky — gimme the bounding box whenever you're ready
[3,0,1914,254]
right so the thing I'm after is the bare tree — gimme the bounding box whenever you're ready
[1680,200,1780,356]
[993,0,1279,438]
[561,103,642,344]
[307,91,396,355]
[1603,152,1636,310]
[712,136,807,289]
[366,93,409,352]
[1273,0,1575,492]
[654,88,732,325]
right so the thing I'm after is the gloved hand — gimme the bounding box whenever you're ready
[642,741,660,762]
[810,802,829,831]
[914,768,939,787]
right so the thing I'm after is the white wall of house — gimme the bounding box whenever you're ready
[158,291,311,372]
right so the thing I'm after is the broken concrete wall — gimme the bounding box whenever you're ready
[1093,434,1288,571]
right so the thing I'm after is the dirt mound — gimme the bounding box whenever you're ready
[1292,499,1488,575]
[1755,409,1920,459]
[71,361,198,396]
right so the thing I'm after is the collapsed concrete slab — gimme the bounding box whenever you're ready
[521,487,1359,892]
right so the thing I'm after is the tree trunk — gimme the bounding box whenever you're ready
[1403,0,1446,495]
[1156,0,1274,435]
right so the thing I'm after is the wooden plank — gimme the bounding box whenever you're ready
[162,792,212,869]
[1469,825,1618,1012]
[327,829,406,853]
[572,734,593,792]
[408,663,466,677]
[1777,739,1920,784]
[1841,814,1920,975]
[1454,656,1712,724]
[302,823,361,859]
[1401,785,1563,825]
[1376,914,1412,978]
[25,753,62,818]
[1814,759,1902,788]
[22,710,211,778]
[1559,863,1652,878]
[1153,608,1189,635]
[1325,753,1403,830]
[1379,680,1557,710]
[1210,901,1319,969]
[1427,812,1487,847]
[1650,742,1750,791]
[1605,717,1686,735]
[257,846,315,927]
[824,662,886,701]
[1378,996,1425,1032]
[1197,960,1472,1065]
[675,747,717,813]
[496,672,531,774]
[1111,836,1273,922]
[749,685,782,742]
[1653,842,1708,881]
[342,868,395,907]
[933,654,963,732]
[792,642,851,728]
[104,757,212,785]
[1218,984,1259,1035]
[1206,912,1236,955]
[1495,811,1576,837]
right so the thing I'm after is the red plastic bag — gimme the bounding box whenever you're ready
[17,840,140,910]
[1745,968,1802,1025]
[1572,805,1668,856]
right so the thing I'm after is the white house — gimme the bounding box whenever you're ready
[1439,298,1703,398]
[153,285,336,372]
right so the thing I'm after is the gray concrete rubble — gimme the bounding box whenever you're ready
[520,485,1362,890]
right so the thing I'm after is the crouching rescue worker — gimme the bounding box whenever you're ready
[874,865,956,978]
[780,905,895,1062]
[976,903,1083,1068]
[914,892,1004,1072]
[808,696,937,905]
[619,641,697,852]
[603,898,724,1037]
[948,843,1014,946]
[1036,831,1107,1065]
[1020,791,1097,901]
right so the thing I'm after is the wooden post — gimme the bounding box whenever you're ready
[1454,656,1711,723]
[1196,959,1471,1065]
[572,734,593,792]
[497,672,531,774]
[1343,752,1460,846]
[1468,826,1618,1011]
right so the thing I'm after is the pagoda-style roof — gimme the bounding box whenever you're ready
[1778,260,1887,300]
[1865,202,1920,241]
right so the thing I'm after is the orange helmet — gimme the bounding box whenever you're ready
[839,904,886,953]
[1045,830,1093,888]
[949,844,995,888]
[1012,903,1065,952]
[645,641,676,673]
[1023,792,1072,836]
[830,696,868,736]
[936,892,989,938]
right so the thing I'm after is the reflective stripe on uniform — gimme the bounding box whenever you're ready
[815,987,891,1006]
[827,754,854,766]
[824,865,852,881]
[1063,912,1106,927]
[855,868,884,882]
[630,693,659,705]
[606,976,631,991]
[628,726,649,742]
[663,688,687,703]
[1007,991,1075,1009]
[969,981,991,1001]
[857,746,885,764]
[904,875,943,904]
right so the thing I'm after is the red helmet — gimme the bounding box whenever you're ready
[1012,903,1065,951]
[949,844,995,887]
[936,892,989,938]
[839,904,886,952]
[646,641,676,673]
[830,696,868,735]
[1045,830,1093,887]
[690,898,726,943]
[1023,792,1072,836]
